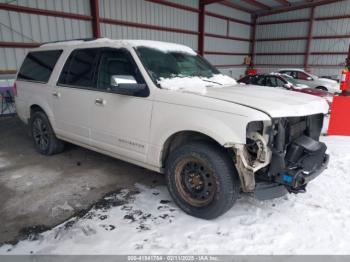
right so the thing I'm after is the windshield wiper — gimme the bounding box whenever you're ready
[199,77,223,86]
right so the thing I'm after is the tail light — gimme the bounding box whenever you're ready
[13,82,17,97]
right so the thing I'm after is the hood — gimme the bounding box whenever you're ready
[297,87,333,98]
[199,85,329,118]
[318,77,338,84]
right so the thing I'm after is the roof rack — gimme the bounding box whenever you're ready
[40,38,100,46]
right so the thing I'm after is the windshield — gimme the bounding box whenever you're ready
[282,75,299,85]
[135,46,236,91]
[307,72,319,79]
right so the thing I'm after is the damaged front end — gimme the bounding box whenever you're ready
[232,114,329,197]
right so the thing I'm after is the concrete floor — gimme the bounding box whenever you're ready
[0,116,163,245]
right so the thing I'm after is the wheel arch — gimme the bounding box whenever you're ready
[28,101,55,126]
[160,130,233,168]
[315,86,328,91]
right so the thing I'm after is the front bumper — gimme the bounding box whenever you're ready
[276,153,329,192]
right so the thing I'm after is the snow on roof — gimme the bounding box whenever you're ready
[40,38,197,55]
[278,68,306,72]
[124,40,197,55]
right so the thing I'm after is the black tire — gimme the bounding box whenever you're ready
[30,111,65,155]
[165,141,240,219]
[316,86,328,91]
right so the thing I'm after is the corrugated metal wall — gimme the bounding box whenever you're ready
[0,0,252,78]
[99,0,199,50]
[205,3,251,78]
[255,0,350,78]
[0,0,92,70]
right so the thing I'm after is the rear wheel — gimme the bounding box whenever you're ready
[30,111,65,155]
[316,86,328,91]
[165,141,240,219]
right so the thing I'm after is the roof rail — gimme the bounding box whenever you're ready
[40,38,100,46]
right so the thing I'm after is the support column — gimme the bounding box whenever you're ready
[250,15,257,67]
[90,0,100,38]
[304,6,315,70]
[198,0,205,56]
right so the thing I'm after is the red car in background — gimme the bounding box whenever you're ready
[238,73,333,109]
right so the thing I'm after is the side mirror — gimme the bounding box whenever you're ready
[283,84,291,89]
[306,76,313,81]
[111,75,137,86]
[109,75,147,96]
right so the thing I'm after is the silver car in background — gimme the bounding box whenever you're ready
[278,68,340,94]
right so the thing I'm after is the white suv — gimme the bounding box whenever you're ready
[15,39,329,219]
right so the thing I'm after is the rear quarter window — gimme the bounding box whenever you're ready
[17,50,63,83]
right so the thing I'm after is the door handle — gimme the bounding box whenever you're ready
[95,98,106,106]
[52,92,61,98]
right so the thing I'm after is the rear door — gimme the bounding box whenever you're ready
[53,48,100,145]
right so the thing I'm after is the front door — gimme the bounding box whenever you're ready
[90,48,153,163]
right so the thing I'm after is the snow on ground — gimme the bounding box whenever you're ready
[1,136,350,255]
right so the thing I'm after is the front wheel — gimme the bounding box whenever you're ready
[30,111,65,155]
[165,141,240,219]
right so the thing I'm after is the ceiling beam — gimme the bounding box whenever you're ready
[243,0,271,10]
[219,0,255,13]
[257,0,344,16]
[202,0,223,5]
[274,0,291,7]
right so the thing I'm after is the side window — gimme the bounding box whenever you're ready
[265,76,277,87]
[17,50,62,83]
[281,71,292,76]
[297,71,310,80]
[256,76,266,86]
[276,77,286,87]
[97,49,144,90]
[58,48,99,88]
[250,76,259,85]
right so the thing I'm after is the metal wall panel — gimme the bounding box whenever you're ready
[315,0,350,18]
[205,15,227,35]
[258,8,310,22]
[206,3,251,22]
[309,55,345,66]
[99,0,198,31]
[256,55,304,65]
[313,19,350,37]
[167,0,198,9]
[255,1,350,77]
[101,23,198,50]
[0,47,28,69]
[0,10,92,42]
[0,9,92,70]
[0,0,91,15]
[311,39,350,53]
[256,22,309,38]
[256,40,306,53]
[205,36,250,53]
[205,54,246,66]
[218,67,247,79]
[203,3,251,77]
[229,22,251,39]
